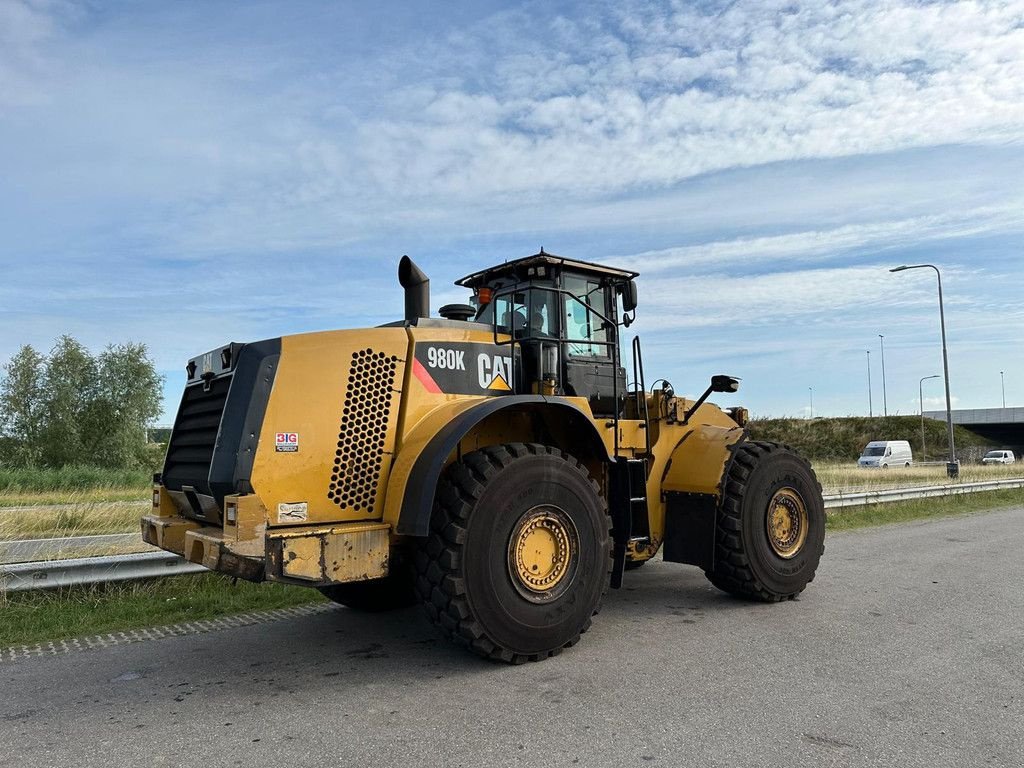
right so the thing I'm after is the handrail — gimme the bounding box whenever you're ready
[631,336,651,457]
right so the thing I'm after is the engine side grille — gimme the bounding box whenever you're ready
[163,376,232,496]
[328,349,398,515]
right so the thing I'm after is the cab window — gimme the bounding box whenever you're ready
[491,288,558,339]
[562,276,608,357]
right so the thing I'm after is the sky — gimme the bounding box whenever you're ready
[1,0,1022,423]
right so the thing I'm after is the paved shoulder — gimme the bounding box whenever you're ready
[1,507,1022,768]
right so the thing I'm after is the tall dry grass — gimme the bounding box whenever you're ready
[0,497,147,541]
[815,462,1024,494]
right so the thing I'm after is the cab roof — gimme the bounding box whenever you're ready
[455,250,639,288]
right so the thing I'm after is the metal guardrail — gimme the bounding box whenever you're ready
[1,551,206,592]
[822,477,1024,508]
[1,478,1021,592]
[0,533,142,564]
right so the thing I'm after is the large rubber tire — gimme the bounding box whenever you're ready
[317,553,416,612]
[706,441,825,601]
[415,443,612,663]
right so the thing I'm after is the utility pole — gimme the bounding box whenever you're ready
[879,334,888,417]
[866,350,873,417]
[891,264,958,477]
[919,374,940,460]
[809,387,814,419]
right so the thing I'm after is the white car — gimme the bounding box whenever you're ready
[981,450,1016,465]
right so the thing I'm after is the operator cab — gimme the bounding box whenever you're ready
[456,250,639,416]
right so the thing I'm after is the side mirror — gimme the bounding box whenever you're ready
[681,375,741,424]
[710,375,741,393]
[620,280,638,313]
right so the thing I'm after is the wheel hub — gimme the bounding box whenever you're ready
[766,487,808,559]
[508,506,578,602]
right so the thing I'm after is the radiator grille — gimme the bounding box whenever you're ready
[163,376,232,496]
[328,349,398,514]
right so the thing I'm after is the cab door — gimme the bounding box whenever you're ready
[560,275,624,417]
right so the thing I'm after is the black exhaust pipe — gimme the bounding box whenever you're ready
[398,255,430,324]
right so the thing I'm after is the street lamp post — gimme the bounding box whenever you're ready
[1001,371,1006,408]
[866,350,873,417]
[879,334,888,416]
[890,264,958,477]
[919,374,940,460]
[809,386,814,419]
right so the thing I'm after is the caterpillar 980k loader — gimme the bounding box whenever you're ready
[144,251,825,663]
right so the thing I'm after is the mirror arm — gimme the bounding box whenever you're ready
[681,385,715,426]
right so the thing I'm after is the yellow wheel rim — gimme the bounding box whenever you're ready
[766,487,808,559]
[507,506,578,602]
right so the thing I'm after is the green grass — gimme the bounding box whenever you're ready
[0,574,325,648]
[0,465,150,493]
[826,488,1023,531]
[748,415,992,463]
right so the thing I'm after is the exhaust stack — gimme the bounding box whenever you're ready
[398,255,430,324]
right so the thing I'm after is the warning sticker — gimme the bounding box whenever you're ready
[277,502,308,523]
[275,432,299,452]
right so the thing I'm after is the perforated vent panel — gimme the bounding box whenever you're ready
[328,348,398,514]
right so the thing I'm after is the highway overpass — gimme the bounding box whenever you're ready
[923,407,1024,452]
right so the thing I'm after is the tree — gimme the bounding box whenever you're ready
[38,336,97,467]
[0,345,46,466]
[83,343,164,468]
[0,336,165,469]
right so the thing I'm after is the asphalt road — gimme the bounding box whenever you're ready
[2,507,1022,768]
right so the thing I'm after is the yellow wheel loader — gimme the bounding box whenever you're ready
[143,251,825,662]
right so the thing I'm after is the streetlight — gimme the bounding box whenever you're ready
[809,386,814,419]
[878,334,888,416]
[919,374,940,460]
[890,264,958,477]
[1001,371,1006,408]
[866,350,873,417]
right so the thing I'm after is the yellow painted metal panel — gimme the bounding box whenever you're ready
[382,398,486,527]
[271,522,390,583]
[281,536,323,581]
[660,423,745,496]
[251,328,408,527]
[322,524,389,582]
[398,325,506,437]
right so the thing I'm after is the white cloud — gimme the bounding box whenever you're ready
[336,0,1024,200]
[614,205,1024,273]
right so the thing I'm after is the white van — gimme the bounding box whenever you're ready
[858,440,913,468]
[981,450,1016,465]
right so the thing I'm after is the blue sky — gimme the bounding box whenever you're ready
[1,0,1022,422]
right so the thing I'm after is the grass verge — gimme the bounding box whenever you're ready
[0,466,150,494]
[814,461,1022,494]
[0,499,145,540]
[0,488,148,508]
[0,574,325,648]
[827,488,1023,531]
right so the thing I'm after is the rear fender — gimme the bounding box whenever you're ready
[384,396,614,537]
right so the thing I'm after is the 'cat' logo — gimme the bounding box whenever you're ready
[412,342,515,396]
[477,353,513,391]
